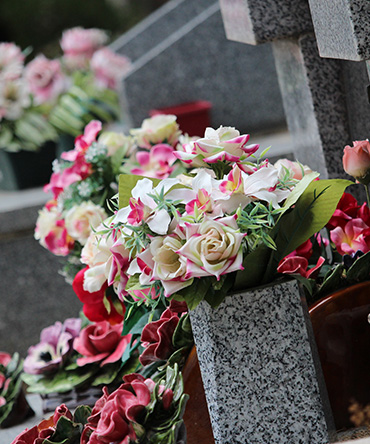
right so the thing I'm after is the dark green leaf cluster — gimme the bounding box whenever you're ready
[137,365,189,444]
[0,353,31,428]
[43,405,91,444]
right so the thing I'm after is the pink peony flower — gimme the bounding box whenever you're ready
[343,140,370,183]
[25,55,67,104]
[277,255,325,279]
[73,321,131,367]
[0,43,24,80]
[91,47,131,90]
[330,218,370,256]
[60,27,108,69]
[131,143,176,179]
[140,302,187,366]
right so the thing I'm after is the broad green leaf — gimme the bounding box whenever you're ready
[346,251,370,283]
[280,171,320,216]
[263,179,352,284]
[121,303,148,336]
[316,264,345,299]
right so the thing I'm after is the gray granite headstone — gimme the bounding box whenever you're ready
[112,0,286,134]
[307,0,370,61]
[190,280,336,444]
[219,0,313,45]
[219,0,370,181]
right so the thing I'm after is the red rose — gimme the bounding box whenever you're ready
[72,267,124,325]
[73,321,131,367]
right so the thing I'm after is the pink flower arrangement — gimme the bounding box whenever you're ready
[60,27,108,69]
[25,55,67,105]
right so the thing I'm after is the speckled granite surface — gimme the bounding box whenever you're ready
[273,34,350,180]
[308,0,370,61]
[219,0,313,45]
[190,280,335,444]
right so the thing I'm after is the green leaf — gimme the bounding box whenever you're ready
[121,303,148,336]
[73,405,92,426]
[263,179,352,284]
[44,415,82,444]
[346,251,370,283]
[280,171,320,216]
[118,174,161,209]
[172,278,211,310]
[172,314,193,349]
[316,263,346,299]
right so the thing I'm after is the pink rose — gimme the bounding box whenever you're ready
[91,47,131,90]
[60,27,108,69]
[330,218,370,255]
[73,321,131,367]
[25,55,66,104]
[131,143,176,179]
[343,140,370,182]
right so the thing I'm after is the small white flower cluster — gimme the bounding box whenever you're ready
[85,142,107,163]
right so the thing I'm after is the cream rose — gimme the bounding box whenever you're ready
[178,215,244,279]
[130,114,181,149]
[65,201,107,245]
[98,131,134,157]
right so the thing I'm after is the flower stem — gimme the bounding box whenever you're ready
[365,184,370,207]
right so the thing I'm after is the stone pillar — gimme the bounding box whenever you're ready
[219,0,370,179]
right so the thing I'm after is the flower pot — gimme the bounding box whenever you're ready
[0,142,56,190]
[309,281,370,431]
[149,100,212,137]
[189,279,335,444]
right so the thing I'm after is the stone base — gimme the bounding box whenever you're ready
[190,279,336,444]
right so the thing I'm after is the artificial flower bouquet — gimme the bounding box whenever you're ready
[0,26,131,155]
[35,114,188,284]
[84,126,350,314]
[0,43,58,152]
[43,26,131,138]
[0,352,34,428]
